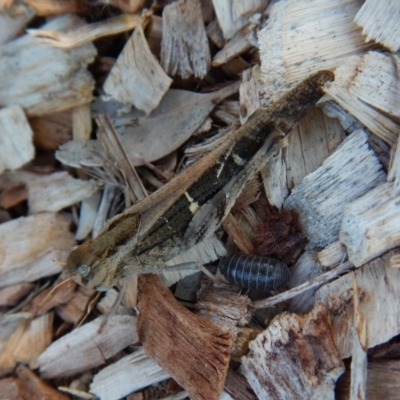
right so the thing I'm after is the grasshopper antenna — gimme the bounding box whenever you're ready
[38,276,76,312]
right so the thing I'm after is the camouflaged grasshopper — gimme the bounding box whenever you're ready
[66,71,334,291]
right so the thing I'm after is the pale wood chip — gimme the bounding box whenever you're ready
[0,377,21,400]
[0,14,96,116]
[241,304,344,400]
[258,0,372,106]
[0,283,35,307]
[285,129,385,249]
[324,51,400,145]
[0,105,34,173]
[137,274,232,400]
[239,65,261,124]
[75,191,102,241]
[104,24,172,115]
[90,348,170,400]
[340,182,400,267]
[161,0,211,79]
[316,249,400,358]
[317,241,347,268]
[355,0,400,52]
[27,13,141,49]
[27,171,99,214]
[0,213,75,289]
[0,7,33,45]
[72,104,92,141]
[38,315,138,378]
[25,0,85,16]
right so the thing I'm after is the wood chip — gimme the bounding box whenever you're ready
[285,129,385,249]
[72,104,92,141]
[0,14,96,116]
[17,365,69,400]
[0,7,34,45]
[316,249,400,358]
[137,274,232,400]
[355,0,400,52]
[0,283,35,307]
[0,105,34,173]
[104,24,171,115]
[75,191,102,241]
[161,0,211,79]
[317,241,347,268]
[25,0,84,16]
[241,304,344,400]
[27,171,99,214]
[324,51,400,144]
[38,315,138,378]
[258,0,372,106]
[90,348,170,400]
[0,213,75,288]
[0,377,21,400]
[340,181,400,267]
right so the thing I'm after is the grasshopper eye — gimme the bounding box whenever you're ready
[77,265,91,277]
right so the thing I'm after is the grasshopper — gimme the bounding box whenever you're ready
[66,71,334,291]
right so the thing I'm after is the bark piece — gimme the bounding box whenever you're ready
[90,348,170,400]
[28,171,99,214]
[355,0,400,52]
[137,274,232,400]
[17,365,69,400]
[284,129,385,249]
[241,304,344,400]
[258,0,371,107]
[0,283,34,307]
[161,0,211,79]
[104,24,171,115]
[0,213,75,288]
[324,51,400,144]
[13,312,54,369]
[38,315,138,378]
[340,182,400,267]
[0,14,96,116]
[224,369,257,400]
[0,105,34,173]
[316,249,400,359]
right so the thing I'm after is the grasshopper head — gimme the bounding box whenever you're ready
[66,241,117,291]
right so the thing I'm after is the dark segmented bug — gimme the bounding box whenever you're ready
[219,253,290,291]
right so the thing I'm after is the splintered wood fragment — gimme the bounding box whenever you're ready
[90,348,170,400]
[241,304,344,400]
[0,318,30,376]
[0,377,21,400]
[75,191,102,240]
[0,105,34,173]
[93,0,146,13]
[55,140,102,169]
[0,213,75,289]
[317,241,347,268]
[137,274,232,400]
[288,251,324,313]
[161,0,211,79]
[258,0,372,106]
[72,104,92,141]
[0,7,34,45]
[91,82,239,165]
[104,24,171,115]
[24,0,84,16]
[224,369,257,400]
[30,110,72,151]
[0,14,96,116]
[355,0,400,52]
[340,182,400,267]
[17,365,69,400]
[285,129,385,249]
[56,285,97,325]
[222,213,256,254]
[239,66,261,124]
[206,19,225,48]
[27,13,141,49]
[38,315,137,378]
[324,51,400,144]
[161,235,227,286]
[0,283,34,307]
[388,132,400,193]
[13,312,54,369]
[232,0,269,20]
[97,115,147,202]
[316,249,400,359]
[284,107,346,189]
[27,171,99,214]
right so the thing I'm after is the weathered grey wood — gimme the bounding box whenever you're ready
[340,182,400,266]
[285,129,385,248]
[241,304,344,400]
[317,241,347,268]
[38,316,137,378]
[316,249,400,359]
